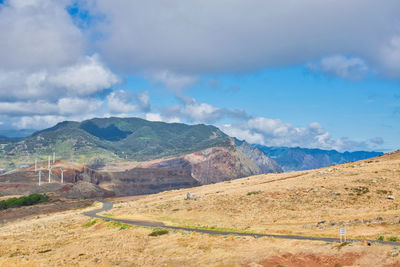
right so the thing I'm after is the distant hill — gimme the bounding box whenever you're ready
[256,145,383,171]
[0,117,231,165]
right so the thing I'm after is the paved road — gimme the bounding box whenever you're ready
[83,200,400,246]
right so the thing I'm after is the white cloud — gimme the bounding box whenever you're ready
[221,117,370,152]
[106,90,137,114]
[379,36,400,78]
[161,97,247,123]
[57,97,103,115]
[145,113,162,122]
[0,0,83,71]
[220,124,265,145]
[0,101,58,115]
[308,55,369,80]
[12,115,67,130]
[145,113,180,123]
[150,70,197,93]
[48,55,120,96]
[0,54,119,101]
[135,91,151,112]
[92,0,400,78]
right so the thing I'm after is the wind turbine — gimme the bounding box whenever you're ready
[38,170,42,186]
[60,169,65,184]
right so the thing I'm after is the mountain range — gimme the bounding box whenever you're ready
[0,117,385,198]
[256,145,383,171]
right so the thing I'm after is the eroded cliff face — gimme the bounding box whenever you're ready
[0,144,283,198]
[148,146,261,185]
[236,142,283,173]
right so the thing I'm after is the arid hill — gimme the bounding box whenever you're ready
[0,151,400,266]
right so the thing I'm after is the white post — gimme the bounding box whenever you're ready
[48,168,51,183]
[48,156,51,169]
[61,169,64,184]
[35,159,37,172]
[53,152,55,164]
[39,170,41,186]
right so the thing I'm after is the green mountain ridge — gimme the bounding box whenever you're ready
[0,117,231,169]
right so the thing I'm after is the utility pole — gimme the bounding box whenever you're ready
[48,168,51,183]
[39,170,42,186]
[48,156,51,169]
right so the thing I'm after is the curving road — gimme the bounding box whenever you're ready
[83,200,400,246]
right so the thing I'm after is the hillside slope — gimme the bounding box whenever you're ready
[109,150,400,242]
[257,145,383,171]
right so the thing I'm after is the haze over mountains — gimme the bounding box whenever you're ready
[257,145,383,172]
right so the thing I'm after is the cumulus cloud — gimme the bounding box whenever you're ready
[48,55,119,96]
[106,90,137,114]
[106,90,151,115]
[91,0,400,78]
[161,97,248,123]
[145,113,181,123]
[0,54,119,101]
[221,117,371,152]
[308,55,369,80]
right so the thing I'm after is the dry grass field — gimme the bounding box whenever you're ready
[1,150,400,266]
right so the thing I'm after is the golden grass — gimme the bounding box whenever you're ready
[110,153,400,240]
[1,152,400,266]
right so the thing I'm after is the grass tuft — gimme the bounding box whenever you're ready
[83,219,99,227]
[149,229,169,236]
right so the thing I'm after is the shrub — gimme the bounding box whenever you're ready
[0,194,49,210]
[83,219,99,227]
[351,186,369,196]
[149,229,169,236]
[247,190,262,196]
[377,235,385,241]
[388,236,398,242]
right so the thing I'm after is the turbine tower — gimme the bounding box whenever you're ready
[60,169,64,184]
[38,170,42,186]
[53,152,55,164]
[48,168,52,183]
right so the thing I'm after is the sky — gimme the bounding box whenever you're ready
[0,0,399,152]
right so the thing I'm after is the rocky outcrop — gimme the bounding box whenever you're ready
[236,141,283,173]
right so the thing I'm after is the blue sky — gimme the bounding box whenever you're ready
[0,0,399,152]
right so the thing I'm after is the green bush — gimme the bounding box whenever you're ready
[149,229,169,236]
[247,190,262,196]
[388,236,398,242]
[0,194,49,210]
[377,235,385,241]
